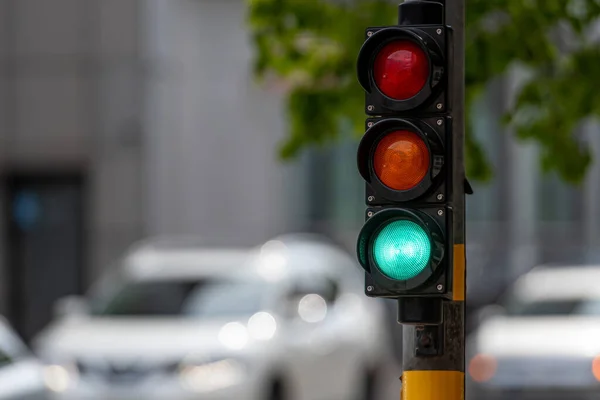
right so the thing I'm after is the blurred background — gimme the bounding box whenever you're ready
[0,0,600,399]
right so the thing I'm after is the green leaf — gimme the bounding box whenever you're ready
[246,0,600,184]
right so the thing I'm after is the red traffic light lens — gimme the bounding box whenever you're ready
[373,40,429,100]
[373,130,430,191]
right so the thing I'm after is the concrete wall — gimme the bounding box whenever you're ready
[0,0,306,317]
[142,0,302,247]
[0,0,145,312]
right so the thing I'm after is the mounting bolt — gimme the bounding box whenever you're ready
[437,119,443,126]
[367,211,374,218]
[436,284,444,291]
[367,122,374,128]
[436,103,443,110]
[367,31,373,37]
[367,286,374,292]
[367,105,375,112]
[436,194,444,201]
[437,209,444,216]
[436,28,443,35]
[368,196,375,202]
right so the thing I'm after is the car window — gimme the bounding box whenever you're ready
[91,280,203,316]
[281,276,342,323]
[90,278,271,318]
[505,298,600,316]
[288,276,340,304]
[0,325,29,362]
[182,280,270,318]
[574,299,600,316]
[320,278,340,304]
[0,348,13,369]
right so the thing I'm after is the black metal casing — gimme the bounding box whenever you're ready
[359,116,450,206]
[359,206,453,300]
[357,25,447,116]
[355,2,454,310]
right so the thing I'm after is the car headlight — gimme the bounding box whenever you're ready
[42,363,79,393]
[178,358,247,393]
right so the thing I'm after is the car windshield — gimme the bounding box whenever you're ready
[505,298,600,316]
[90,278,270,317]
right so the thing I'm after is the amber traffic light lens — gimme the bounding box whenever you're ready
[373,40,429,100]
[373,130,430,191]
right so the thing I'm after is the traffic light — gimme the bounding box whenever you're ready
[356,25,446,115]
[356,1,452,323]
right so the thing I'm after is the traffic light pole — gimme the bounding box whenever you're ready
[400,0,466,399]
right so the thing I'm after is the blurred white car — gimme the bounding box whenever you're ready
[467,265,600,400]
[34,235,392,400]
[0,316,46,400]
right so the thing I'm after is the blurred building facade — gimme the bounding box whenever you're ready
[0,0,304,340]
[1,0,600,340]
[0,0,147,340]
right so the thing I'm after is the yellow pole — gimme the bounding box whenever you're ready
[400,245,466,400]
[402,371,464,400]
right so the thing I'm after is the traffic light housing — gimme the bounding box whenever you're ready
[356,1,454,323]
[357,24,446,115]
[358,116,447,204]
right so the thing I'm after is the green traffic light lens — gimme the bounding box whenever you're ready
[373,220,431,281]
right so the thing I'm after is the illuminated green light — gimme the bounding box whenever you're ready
[373,220,431,281]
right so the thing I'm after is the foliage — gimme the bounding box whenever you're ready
[247,0,600,182]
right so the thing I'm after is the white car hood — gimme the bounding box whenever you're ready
[475,316,600,358]
[35,317,246,362]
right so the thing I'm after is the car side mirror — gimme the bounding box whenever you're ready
[54,296,89,319]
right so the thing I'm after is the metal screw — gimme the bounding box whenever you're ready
[437,119,443,126]
[436,28,442,35]
[367,211,374,217]
[436,103,443,110]
[436,194,444,201]
[367,31,373,37]
[367,286,374,292]
[436,284,444,291]
[367,105,375,112]
[437,209,444,216]
[367,122,374,128]
[368,196,375,202]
